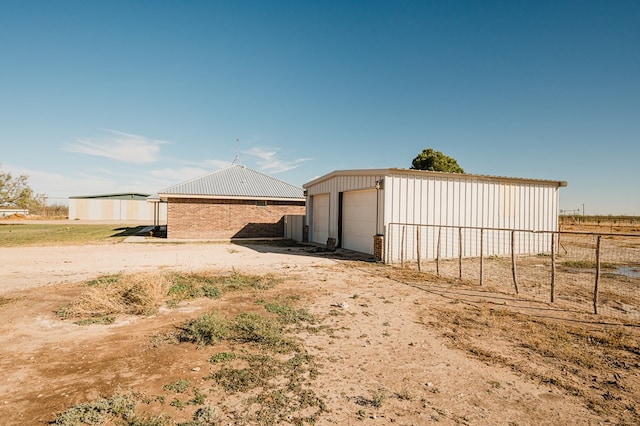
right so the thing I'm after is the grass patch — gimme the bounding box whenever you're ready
[210,351,237,363]
[561,260,616,269]
[179,311,296,352]
[74,315,116,325]
[51,389,136,425]
[429,305,640,422]
[177,300,325,424]
[167,272,223,302]
[215,269,279,291]
[230,312,288,347]
[178,312,230,347]
[57,271,281,324]
[0,224,144,247]
[86,275,121,287]
[52,389,217,425]
[53,273,325,424]
[163,379,191,394]
[264,301,315,325]
[0,296,15,307]
[209,350,324,423]
[57,273,171,321]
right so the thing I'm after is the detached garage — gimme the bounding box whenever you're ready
[303,168,567,261]
[158,165,305,239]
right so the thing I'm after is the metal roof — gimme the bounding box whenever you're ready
[158,165,305,200]
[304,168,568,188]
[68,193,150,200]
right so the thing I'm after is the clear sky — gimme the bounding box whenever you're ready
[1,0,639,215]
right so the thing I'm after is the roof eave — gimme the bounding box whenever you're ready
[157,193,305,202]
[303,168,567,188]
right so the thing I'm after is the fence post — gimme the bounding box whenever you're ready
[416,227,421,272]
[550,233,556,303]
[401,226,406,268]
[458,227,463,280]
[436,227,441,276]
[593,235,602,314]
[479,228,484,286]
[511,231,519,294]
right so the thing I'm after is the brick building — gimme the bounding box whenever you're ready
[158,165,305,239]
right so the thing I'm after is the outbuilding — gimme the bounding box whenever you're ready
[158,165,305,239]
[303,168,567,262]
[68,193,167,222]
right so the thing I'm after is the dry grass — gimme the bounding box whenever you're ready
[56,272,171,320]
[56,271,280,323]
[425,304,640,422]
[0,296,15,307]
[0,223,146,247]
[51,272,325,426]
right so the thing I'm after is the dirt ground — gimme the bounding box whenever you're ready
[0,240,638,425]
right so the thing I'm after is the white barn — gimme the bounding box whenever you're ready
[69,193,167,223]
[303,168,567,262]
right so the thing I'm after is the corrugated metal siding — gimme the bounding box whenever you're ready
[68,198,167,222]
[305,173,384,244]
[384,173,560,260]
[305,169,562,257]
[385,173,559,231]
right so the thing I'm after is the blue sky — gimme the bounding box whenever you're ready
[1,0,638,215]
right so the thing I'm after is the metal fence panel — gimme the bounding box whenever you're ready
[386,223,640,321]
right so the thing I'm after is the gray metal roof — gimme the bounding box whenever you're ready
[69,193,150,200]
[304,168,567,188]
[158,165,305,200]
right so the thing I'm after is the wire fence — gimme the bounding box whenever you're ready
[386,223,640,321]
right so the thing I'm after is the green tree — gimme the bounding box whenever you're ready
[410,148,465,173]
[0,165,36,208]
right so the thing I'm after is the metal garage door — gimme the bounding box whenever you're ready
[342,189,377,254]
[312,194,329,245]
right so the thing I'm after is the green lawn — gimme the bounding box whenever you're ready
[0,224,149,247]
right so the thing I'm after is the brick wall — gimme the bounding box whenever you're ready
[373,234,384,262]
[167,198,306,239]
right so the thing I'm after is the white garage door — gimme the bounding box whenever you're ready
[342,189,377,254]
[312,194,329,245]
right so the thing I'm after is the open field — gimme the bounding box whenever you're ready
[0,223,639,425]
[0,221,151,247]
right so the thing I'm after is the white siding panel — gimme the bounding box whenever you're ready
[383,171,562,262]
[69,198,166,221]
[312,194,330,244]
[342,190,377,254]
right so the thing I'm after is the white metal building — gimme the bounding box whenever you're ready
[0,208,29,217]
[68,193,167,222]
[303,168,567,262]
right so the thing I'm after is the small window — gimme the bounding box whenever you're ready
[256,200,267,207]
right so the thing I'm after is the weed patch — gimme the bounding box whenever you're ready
[166,272,223,302]
[57,271,281,324]
[52,390,136,425]
[209,351,236,363]
[178,312,230,347]
[74,315,116,325]
[56,272,171,321]
[264,301,315,325]
[163,379,191,393]
[561,260,616,270]
[428,305,640,422]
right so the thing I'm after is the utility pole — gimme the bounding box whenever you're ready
[582,203,585,217]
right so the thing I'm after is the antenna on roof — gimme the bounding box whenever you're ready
[231,138,244,166]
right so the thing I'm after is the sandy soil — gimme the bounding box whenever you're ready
[0,241,637,425]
